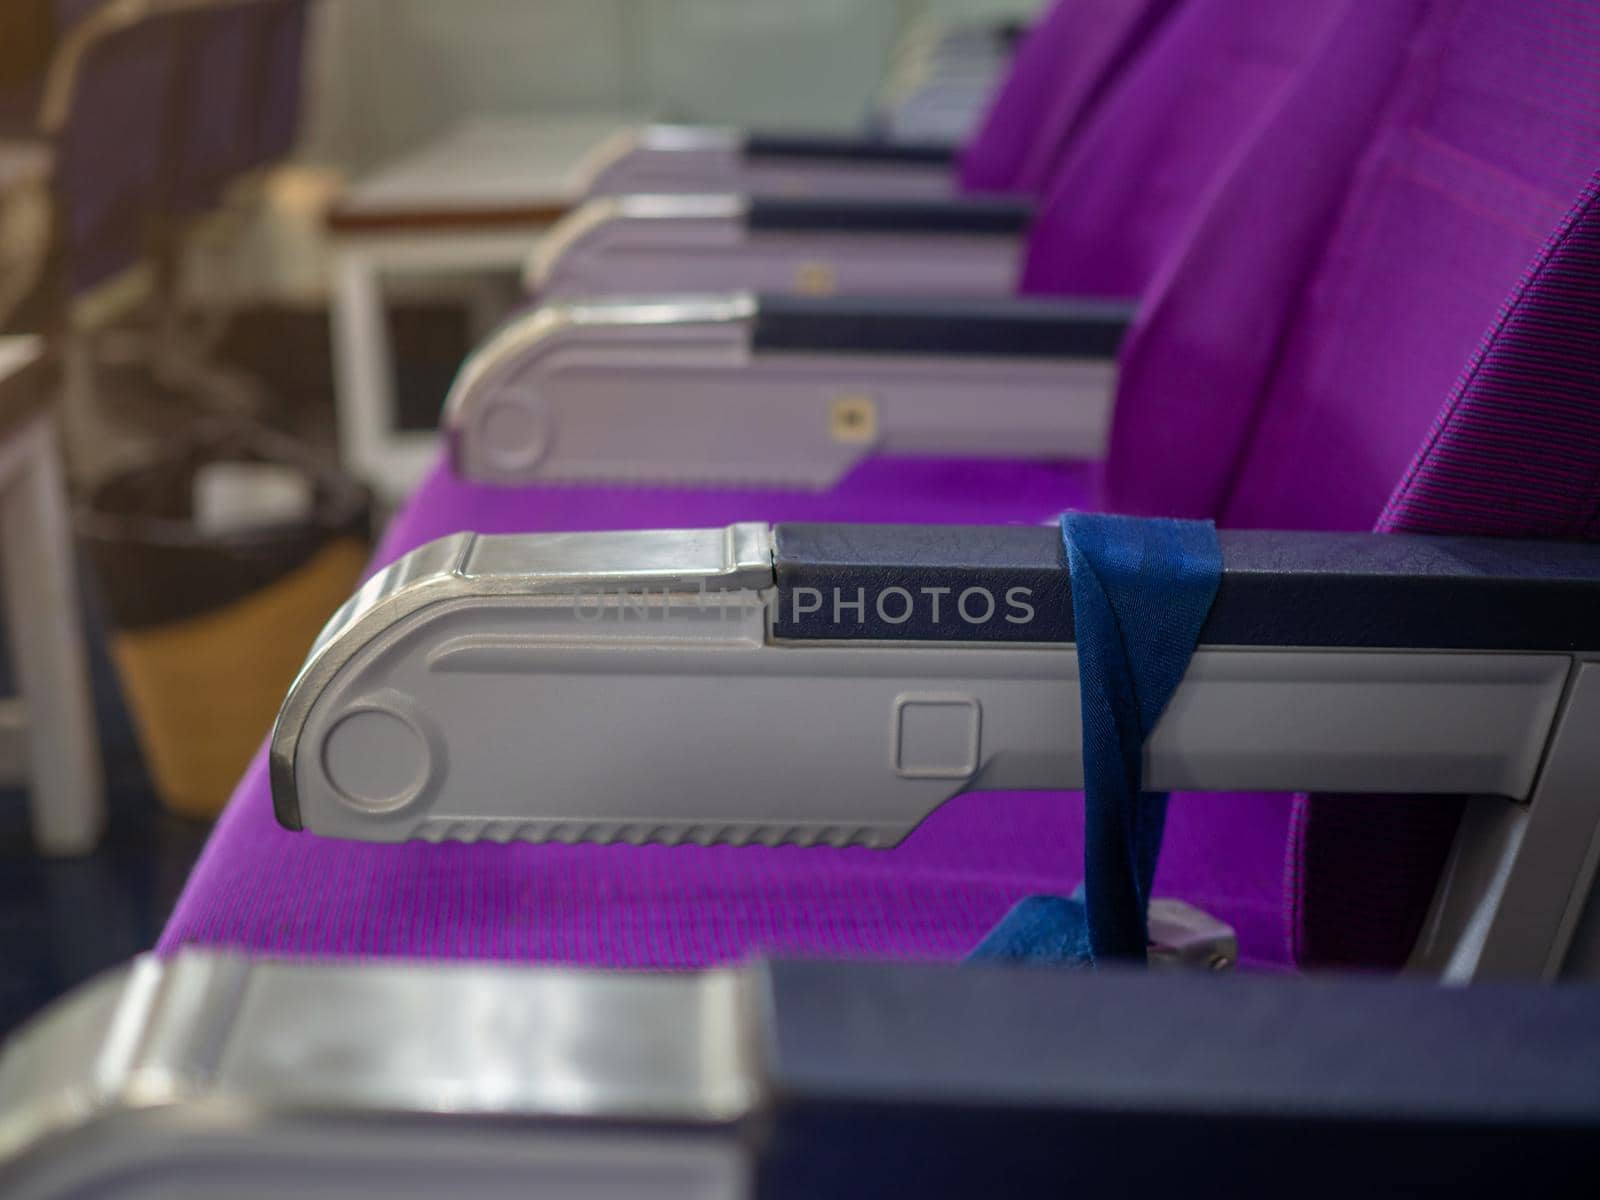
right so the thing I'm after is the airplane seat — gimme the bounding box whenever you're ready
[1101,0,1600,968]
[251,0,307,167]
[529,0,1186,302]
[166,5,264,222]
[955,0,1182,196]
[870,11,1029,145]
[149,0,310,417]
[571,0,1179,206]
[6,6,1600,1195]
[158,0,1600,979]
[527,0,1336,308]
[457,0,1394,492]
[41,7,187,312]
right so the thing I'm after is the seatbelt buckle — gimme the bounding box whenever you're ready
[1147,899,1236,971]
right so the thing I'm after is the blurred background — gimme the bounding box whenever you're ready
[0,0,1045,1035]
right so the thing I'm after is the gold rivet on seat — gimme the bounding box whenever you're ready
[829,393,878,443]
[795,261,838,295]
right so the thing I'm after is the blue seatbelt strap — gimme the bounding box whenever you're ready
[969,513,1222,966]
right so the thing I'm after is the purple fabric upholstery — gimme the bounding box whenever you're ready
[168,8,260,219]
[957,0,1180,195]
[169,1,306,220]
[56,15,185,294]
[1290,169,1600,969]
[1379,173,1600,544]
[1104,0,1429,518]
[51,2,305,294]
[1103,0,1600,967]
[1021,0,1347,298]
[252,0,307,166]
[1215,6,1600,533]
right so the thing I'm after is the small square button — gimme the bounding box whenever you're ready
[893,694,981,779]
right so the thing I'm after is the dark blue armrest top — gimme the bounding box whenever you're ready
[742,131,957,166]
[771,523,1600,650]
[752,295,1134,359]
[753,959,1600,1200]
[746,195,1033,236]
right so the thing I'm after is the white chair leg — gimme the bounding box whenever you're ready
[0,414,106,855]
[330,247,398,492]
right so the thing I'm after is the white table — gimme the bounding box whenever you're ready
[327,114,633,502]
[0,335,105,855]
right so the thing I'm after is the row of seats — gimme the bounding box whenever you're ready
[161,0,1600,975]
[4,2,1600,1193]
[868,11,1027,143]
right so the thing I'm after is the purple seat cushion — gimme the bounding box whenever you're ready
[158,457,1296,970]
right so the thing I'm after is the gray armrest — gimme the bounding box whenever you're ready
[530,195,1028,300]
[4,952,1596,1198]
[771,522,1600,649]
[268,521,1600,980]
[446,293,1128,486]
[755,958,1600,1197]
[578,125,958,203]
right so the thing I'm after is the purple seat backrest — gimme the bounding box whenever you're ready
[252,0,308,166]
[168,0,307,221]
[1379,173,1600,545]
[957,0,1182,196]
[1111,0,1600,527]
[55,12,186,296]
[1289,171,1600,972]
[1104,0,1600,967]
[168,6,262,219]
[1020,0,1351,299]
